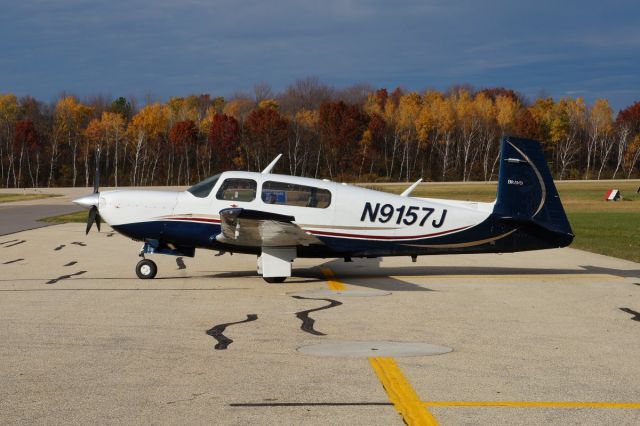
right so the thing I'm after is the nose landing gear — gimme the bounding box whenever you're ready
[136,258,157,279]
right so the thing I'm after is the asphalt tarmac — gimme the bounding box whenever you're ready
[0,204,80,235]
[1,221,639,424]
[0,188,88,235]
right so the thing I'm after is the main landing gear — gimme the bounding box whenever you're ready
[136,258,157,279]
[257,247,295,284]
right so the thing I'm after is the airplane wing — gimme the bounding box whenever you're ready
[216,208,324,247]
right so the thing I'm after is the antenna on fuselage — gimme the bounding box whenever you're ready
[400,178,423,197]
[261,154,282,174]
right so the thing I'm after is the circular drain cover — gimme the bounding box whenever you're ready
[297,341,452,358]
[288,289,390,298]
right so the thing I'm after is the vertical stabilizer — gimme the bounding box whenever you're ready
[493,137,573,244]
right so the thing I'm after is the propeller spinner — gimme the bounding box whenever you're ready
[72,148,102,234]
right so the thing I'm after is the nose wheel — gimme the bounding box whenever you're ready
[136,259,157,279]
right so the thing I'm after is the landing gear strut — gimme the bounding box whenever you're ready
[257,247,295,284]
[136,259,157,279]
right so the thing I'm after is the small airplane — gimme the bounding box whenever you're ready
[73,137,574,282]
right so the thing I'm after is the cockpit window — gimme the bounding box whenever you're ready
[187,174,221,198]
[216,178,257,202]
[261,181,331,208]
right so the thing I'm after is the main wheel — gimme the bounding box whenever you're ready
[263,276,286,283]
[136,259,157,279]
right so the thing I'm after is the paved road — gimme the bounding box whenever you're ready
[1,223,639,425]
[0,204,81,235]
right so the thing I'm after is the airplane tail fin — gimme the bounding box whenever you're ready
[493,137,573,247]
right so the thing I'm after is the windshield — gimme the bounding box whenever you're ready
[187,174,221,198]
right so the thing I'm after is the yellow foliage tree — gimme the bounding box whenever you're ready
[0,93,19,186]
[128,103,169,185]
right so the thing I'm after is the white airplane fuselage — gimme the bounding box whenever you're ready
[95,171,494,257]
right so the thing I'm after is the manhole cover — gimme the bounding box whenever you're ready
[297,341,452,358]
[288,289,390,298]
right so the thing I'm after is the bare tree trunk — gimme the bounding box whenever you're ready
[84,144,90,188]
[389,131,400,178]
[626,146,640,178]
[314,143,321,179]
[398,138,407,181]
[36,152,40,188]
[150,154,160,185]
[6,146,15,187]
[558,135,578,180]
[132,133,144,186]
[585,132,597,179]
[466,138,481,182]
[177,156,183,185]
[461,131,476,182]
[185,146,191,185]
[48,136,59,188]
[612,127,629,179]
[17,145,24,187]
[71,132,78,187]
[114,129,119,188]
[122,140,129,185]
[27,151,35,187]
[482,131,497,181]
[104,143,110,187]
[597,135,614,179]
[0,140,4,187]
[441,133,451,181]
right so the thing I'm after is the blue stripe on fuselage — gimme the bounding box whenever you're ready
[111,215,570,259]
[113,220,221,248]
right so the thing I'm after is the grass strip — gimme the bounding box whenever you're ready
[39,210,87,223]
[0,193,61,203]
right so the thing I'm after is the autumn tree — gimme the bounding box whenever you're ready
[290,109,319,176]
[586,99,613,179]
[360,112,387,178]
[244,106,290,171]
[85,111,126,187]
[614,101,640,178]
[53,97,93,187]
[13,120,39,187]
[549,98,586,178]
[430,94,456,180]
[102,112,126,187]
[169,120,198,184]
[0,94,19,187]
[223,98,255,123]
[396,92,423,180]
[475,93,499,180]
[127,103,169,185]
[318,101,369,179]
[208,113,240,172]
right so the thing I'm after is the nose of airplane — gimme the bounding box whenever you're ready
[73,193,100,209]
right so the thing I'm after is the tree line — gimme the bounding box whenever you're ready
[1,78,640,188]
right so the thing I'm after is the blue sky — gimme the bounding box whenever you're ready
[1,0,639,111]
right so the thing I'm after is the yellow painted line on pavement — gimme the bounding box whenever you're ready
[423,401,640,409]
[320,268,346,291]
[369,357,439,426]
